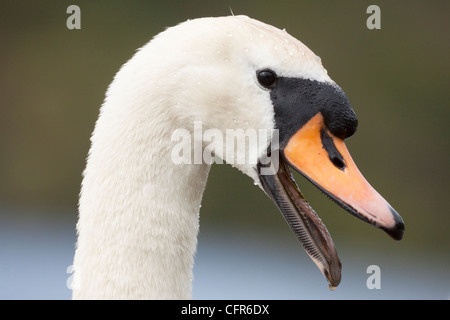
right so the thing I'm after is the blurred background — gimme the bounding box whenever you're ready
[0,0,448,299]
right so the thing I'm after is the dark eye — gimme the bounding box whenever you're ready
[257,69,277,89]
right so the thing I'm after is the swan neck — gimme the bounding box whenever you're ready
[73,94,210,299]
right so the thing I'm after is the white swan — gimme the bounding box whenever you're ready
[72,16,404,299]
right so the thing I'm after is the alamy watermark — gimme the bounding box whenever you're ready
[66,5,382,32]
[66,5,81,30]
[66,264,80,290]
[170,121,279,175]
[366,264,382,289]
[367,5,381,30]
[67,263,384,290]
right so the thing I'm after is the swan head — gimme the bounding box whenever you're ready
[116,15,404,289]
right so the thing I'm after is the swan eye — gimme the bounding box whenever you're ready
[257,69,277,89]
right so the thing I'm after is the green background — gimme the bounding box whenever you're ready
[0,1,448,298]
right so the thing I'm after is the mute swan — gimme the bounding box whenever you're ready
[72,16,404,299]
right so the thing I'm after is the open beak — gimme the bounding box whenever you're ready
[284,113,405,240]
[258,113,404,289]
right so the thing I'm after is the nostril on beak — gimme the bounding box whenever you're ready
[320,128,346,171]
[331,156,345,170]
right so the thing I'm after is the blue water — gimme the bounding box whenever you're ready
[0,210,448,299]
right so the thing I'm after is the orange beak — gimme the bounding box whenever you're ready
[283,113,404,240]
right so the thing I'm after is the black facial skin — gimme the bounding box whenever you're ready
[268,76,358,148]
